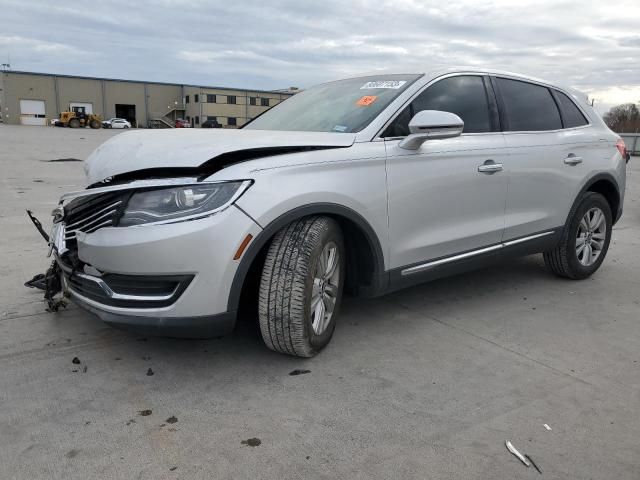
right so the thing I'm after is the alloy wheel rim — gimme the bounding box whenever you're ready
[576,207,606,266]
[310,242,340,335]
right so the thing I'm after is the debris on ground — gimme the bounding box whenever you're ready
[65,449,80,458]
[506,440,530,467]
[289,369,311,376]
[72,357,81,364]
[170,467,177,471]
[146,368,154,376]
[525,454,542,474]
[138,410,152,416]
[126,419,136,426]
[46,158,83,162]
[241,438,261,447]
[543,424,552,431]
[166,416,178,424]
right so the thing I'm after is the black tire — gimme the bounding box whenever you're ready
[89,120,100,129]
[258,216,345,357]
[68,118,80,129]
[544,192,612,279]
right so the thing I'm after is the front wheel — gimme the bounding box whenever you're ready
[258,216,345,357]
[544,192,612,279]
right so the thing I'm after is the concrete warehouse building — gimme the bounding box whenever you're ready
[0,70,296,128]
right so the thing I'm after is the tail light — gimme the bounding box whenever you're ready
[616,138,627,158]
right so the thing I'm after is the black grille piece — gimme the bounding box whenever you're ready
[64,192,128,245]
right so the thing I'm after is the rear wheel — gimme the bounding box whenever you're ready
[68,118,80,128]
[89,119,100,129]
[258,216,345,357]
[544,192,612,279]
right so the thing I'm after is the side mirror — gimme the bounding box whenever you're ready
[398,110,464,150]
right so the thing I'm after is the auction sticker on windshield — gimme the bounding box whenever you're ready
[356,95,378,106]
[361,80,407,89]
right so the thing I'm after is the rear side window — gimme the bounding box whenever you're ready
[555,91,589,128]
[496,78,562,131]
[382,75,493,137]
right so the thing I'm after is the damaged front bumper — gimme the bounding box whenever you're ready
[36,188,261,337]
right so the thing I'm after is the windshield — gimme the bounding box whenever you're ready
[244,74,421,133]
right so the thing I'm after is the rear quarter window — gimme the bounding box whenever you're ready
[555,91,589,128]
[496,78,562,131]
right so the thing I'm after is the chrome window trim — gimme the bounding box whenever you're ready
[492,75,593,132]
[371,71,594,142]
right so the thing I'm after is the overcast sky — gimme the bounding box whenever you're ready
[1,0,639,114]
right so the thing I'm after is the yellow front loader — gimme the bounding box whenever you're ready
[58,106,102,129]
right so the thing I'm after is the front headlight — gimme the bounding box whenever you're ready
[119,180,251,227]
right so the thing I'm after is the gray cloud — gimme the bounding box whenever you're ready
[0,0,638,112]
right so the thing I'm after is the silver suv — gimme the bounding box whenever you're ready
[44,68,627,357]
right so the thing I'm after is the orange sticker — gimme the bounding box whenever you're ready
[356,95,378,106]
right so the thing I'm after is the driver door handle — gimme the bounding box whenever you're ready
[478,161,503,173]
[564,155,583,165]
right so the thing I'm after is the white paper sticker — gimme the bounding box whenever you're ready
[332,125,348,132]
[361,80,407,90]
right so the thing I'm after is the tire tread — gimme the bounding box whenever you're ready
[259,216,334,357]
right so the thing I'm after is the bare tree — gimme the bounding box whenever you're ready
[603,103,640,132]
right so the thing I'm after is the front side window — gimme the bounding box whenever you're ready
[496,78,562,131]
[383,75,493,137]
[555,91,588,128]
[244,74,420,133]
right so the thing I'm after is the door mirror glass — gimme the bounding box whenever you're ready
[399,110,464,150]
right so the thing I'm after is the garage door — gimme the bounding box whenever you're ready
[19,99,46,126]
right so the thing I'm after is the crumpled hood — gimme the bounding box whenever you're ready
[84,129,356,184]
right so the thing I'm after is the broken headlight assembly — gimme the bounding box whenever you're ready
[119,180,252,227]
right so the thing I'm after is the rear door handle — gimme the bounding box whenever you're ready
[478,161,503,173]
[564,155,583,165]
